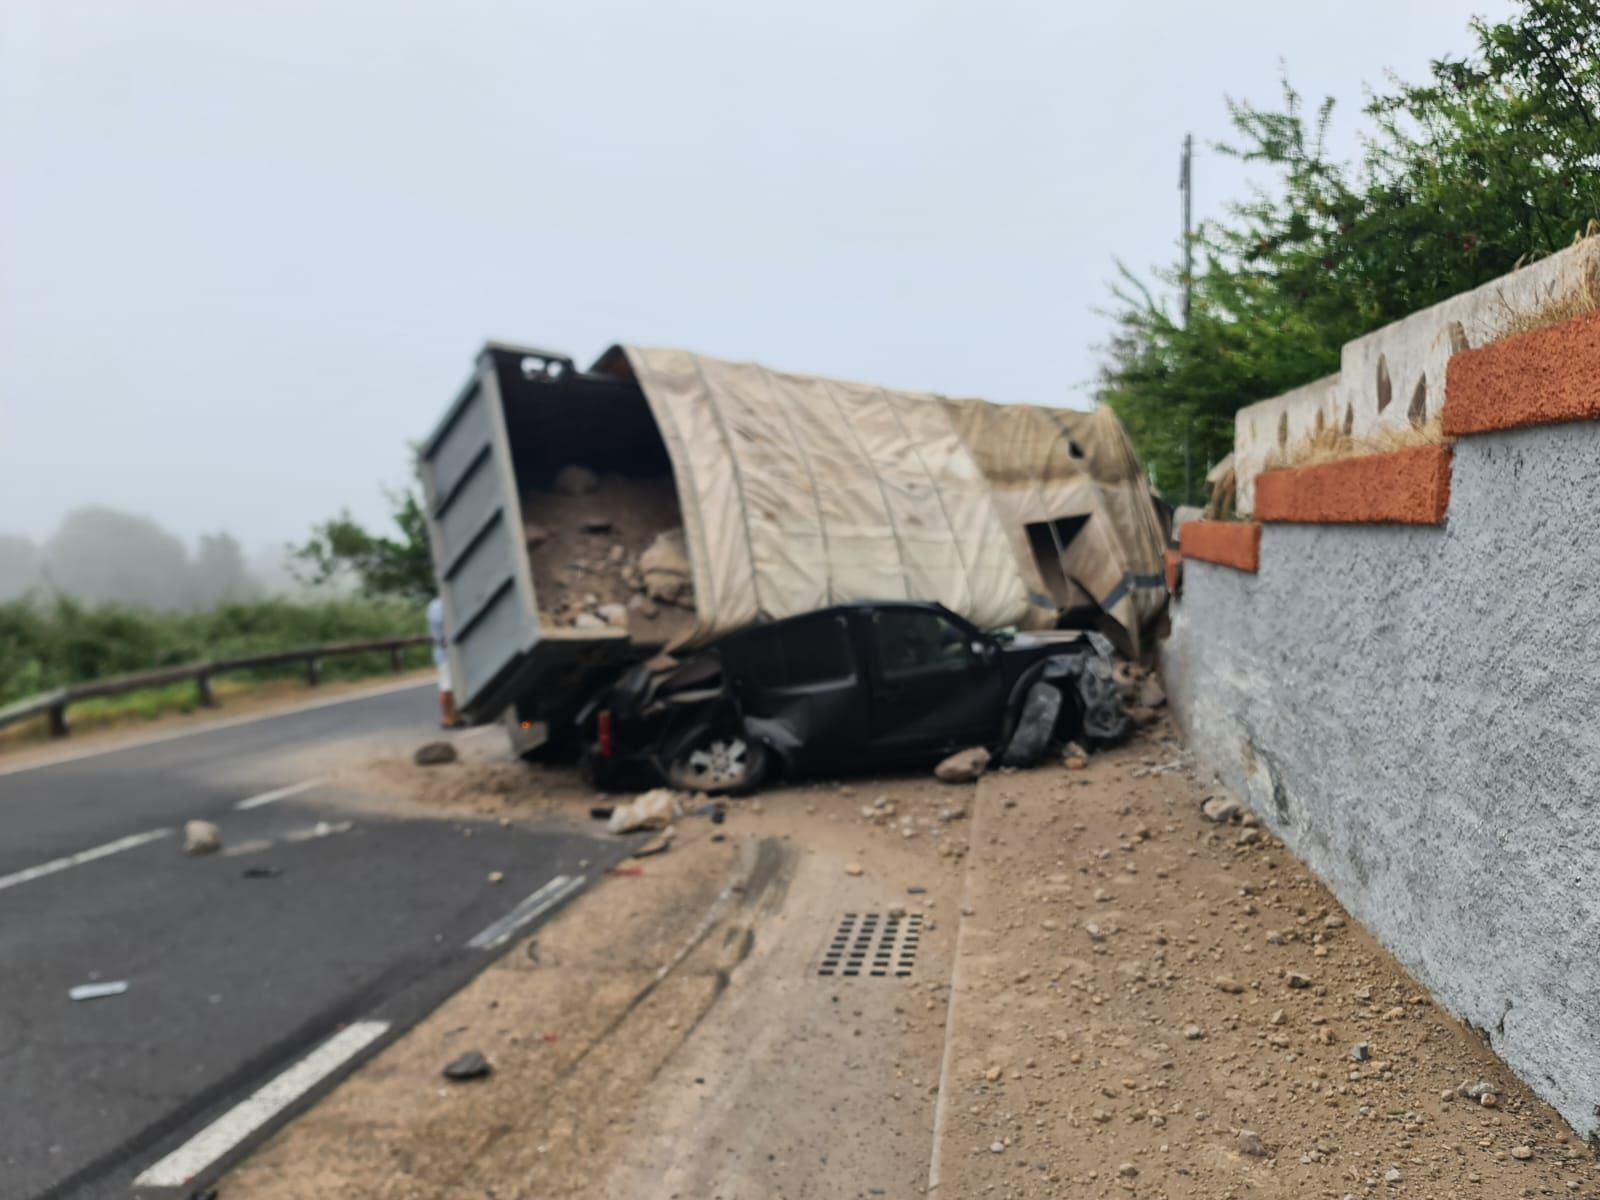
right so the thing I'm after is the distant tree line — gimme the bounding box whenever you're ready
[1,508,267,610]
[1100,0,1600,501]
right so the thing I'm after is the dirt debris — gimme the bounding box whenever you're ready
[935,713,1598,1198]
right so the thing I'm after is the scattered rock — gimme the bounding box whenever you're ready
[1237,1130,1267,1157]
[606,788,682,834]
[1480,1092,1499,1108]
[1351,1041,1370,1062]
[1385,1166,1403,1184]
[1269,1008,1286,1025]
[1201,796,1242,823]
[1237,827,1263,846]
[524,522,550,548]
[571,612,607,629]
[552,464,600,496]
[1138,676,1167,708]
[1183,1024,1205,1040]
[1063,755,1088,770]
[596,602,630,626]
[487,870,504,884]
[183,820,222,856]
[844,863,864,877]
[985,1066,1002,1082]
[639,529,693,604]
[1118,1162,1138,1178]
[1286,971,1313,989]
[442,1050,492,1081]
[935,747,990,784]
[1511,1145,1533,1160]
[413,741,458,766]
[1215,976,1246,994]
[989,1141,1005,1154]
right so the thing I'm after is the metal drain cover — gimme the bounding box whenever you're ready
[819,911,922,978]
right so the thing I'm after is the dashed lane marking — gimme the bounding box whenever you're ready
[235,778,324,811]
[0,828,173,893]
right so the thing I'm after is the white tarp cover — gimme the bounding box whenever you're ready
[616,347,1168,652]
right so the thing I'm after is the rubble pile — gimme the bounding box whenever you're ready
[521,465,696,645]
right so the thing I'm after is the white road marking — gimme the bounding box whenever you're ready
[235,778,323,811]
[133,1020,391,1189]
[0,677,434,779]
[0,828,172,893]
[467,874,586,950]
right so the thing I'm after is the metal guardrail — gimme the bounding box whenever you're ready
[0,635,432,738]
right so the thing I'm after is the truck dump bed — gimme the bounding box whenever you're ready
[419,344,691,724]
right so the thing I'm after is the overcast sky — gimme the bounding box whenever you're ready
[0,0,1512,553]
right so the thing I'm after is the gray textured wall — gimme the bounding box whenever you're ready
[1162,423,1600,1143]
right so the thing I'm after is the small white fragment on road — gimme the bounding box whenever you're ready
[184,820,222,855]
[467,875,586,950]
[235,778,324,811]
[133,1020,390,1189]
[0,828,172,893]
[282,820,353,843]
[69,981,129,1001]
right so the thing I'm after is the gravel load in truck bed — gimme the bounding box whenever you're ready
[522,466,697,647]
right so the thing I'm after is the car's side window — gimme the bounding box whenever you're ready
[873,610,972,680]
[745,613,855,688]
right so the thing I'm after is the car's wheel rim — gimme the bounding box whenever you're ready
[682,737,750,790]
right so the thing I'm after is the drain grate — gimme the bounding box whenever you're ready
[819,911,922,978]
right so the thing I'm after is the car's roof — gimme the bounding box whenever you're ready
[719,599,962,641]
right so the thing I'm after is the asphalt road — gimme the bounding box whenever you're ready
[0,682,625,1199]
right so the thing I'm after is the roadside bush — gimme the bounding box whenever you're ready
[0,596,428,707]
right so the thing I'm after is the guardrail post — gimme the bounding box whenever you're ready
[388,644,403,673]
[196,669,217,708]
[48,701,69,738]
[305,654,321,687]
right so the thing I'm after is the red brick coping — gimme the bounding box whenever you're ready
[1178,521,1261,573]
[1445,310,1600,436]
[1255,445,1452,526]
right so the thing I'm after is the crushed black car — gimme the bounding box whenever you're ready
[566,601,1129,794]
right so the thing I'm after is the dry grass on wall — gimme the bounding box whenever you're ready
[1265,415,1447,474]
[1495,221,1600,340]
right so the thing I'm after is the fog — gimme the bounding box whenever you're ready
[0,509,330,609]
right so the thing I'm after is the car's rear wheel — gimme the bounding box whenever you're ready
[665,733,770,795]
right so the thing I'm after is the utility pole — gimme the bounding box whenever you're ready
[1180,133,1194,503]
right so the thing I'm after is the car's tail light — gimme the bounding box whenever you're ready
[597,710,614,758]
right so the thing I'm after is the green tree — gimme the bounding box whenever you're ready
[295,487,435,606]
[1101,0,1600,500]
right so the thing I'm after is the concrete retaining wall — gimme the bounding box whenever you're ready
[1163,420,1600,1142]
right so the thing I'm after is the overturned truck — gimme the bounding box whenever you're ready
[420,342,1167,765]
